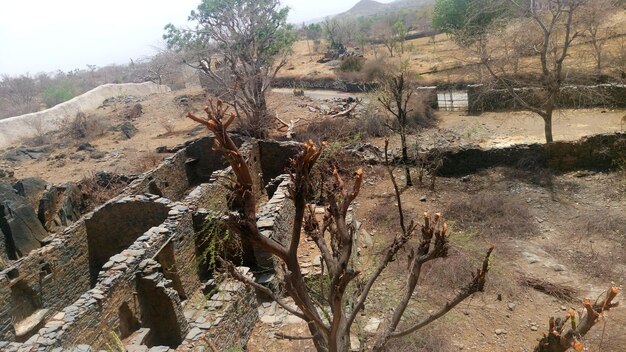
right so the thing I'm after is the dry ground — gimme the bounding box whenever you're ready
[247,166,626,351]
[2,86,625,351]
[280,11,626,84]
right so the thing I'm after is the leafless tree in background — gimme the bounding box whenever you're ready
[186,99,494,352]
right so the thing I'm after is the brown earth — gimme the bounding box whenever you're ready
[2,86,625,351]
[279,12,626,84]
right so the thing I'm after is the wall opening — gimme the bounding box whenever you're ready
[155,241,187,301]
[86,201,170,287]
[118,301,141,340]
[10,280,45,341]
[137,276,184,348]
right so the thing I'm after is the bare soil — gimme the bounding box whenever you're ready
[2,87,625,351]
[248,166,626,351]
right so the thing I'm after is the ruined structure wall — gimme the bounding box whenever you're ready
[1,138,309,351]
[36,198,187,349]
[127,150,195,201]
[0,221,91,341]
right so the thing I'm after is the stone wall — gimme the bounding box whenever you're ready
[0,137,307,351]
[467,84,626,114]
[436,133,626,175]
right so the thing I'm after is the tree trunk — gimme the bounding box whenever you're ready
[543,112,554,144]
[400,130,412,187]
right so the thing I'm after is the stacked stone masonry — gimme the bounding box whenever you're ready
[0,136,305,351]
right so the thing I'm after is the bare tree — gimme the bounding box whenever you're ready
[376,60,416,187]
[186,99,494,352]
[480,0,592,143]
[165,0,295,138]
[373,18,407,58]
[323,17,345,50]
[578,0,618,75]
[534,287,620,352]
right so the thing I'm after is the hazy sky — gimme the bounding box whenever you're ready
[0,0,394,76]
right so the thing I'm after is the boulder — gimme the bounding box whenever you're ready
[38,183,82,232]
[119,122,138,140]
[0,183,47,259]
[13,177,48,210]
[3,146,51,162]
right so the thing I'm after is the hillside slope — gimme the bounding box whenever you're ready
[338,0,434,18]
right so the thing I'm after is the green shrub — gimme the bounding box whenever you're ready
[42,84,75,107]
[339,56,365,73]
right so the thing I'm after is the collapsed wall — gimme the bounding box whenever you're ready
[0,136,303,351]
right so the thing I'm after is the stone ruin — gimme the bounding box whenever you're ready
[0,136,311,351]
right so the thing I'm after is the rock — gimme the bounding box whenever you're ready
[350,334,361,351]
[76,143,96,152]
[38,183,81,232]
[4,146,51,162]
[507,303,516,311]
[551,264,567,272]
[530,325,538,331]
[0,183,48,258]
[495,329,507,335]
[364,317,381,333]
[260,315,277,324]
[522,252,541,264]
[122,103,143,120]
[89,150,106,159]
[185,327,203,340]
[13,177,48,210]
[0,167,15,181]
[319,104,331,114]
[119,122,138,140]
[420,195,428,202]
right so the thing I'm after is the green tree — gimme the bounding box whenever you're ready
[432,0,510,45]
[164,0,296,138]
[42,83,75,108]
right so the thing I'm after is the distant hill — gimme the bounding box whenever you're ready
[338,0,434,19]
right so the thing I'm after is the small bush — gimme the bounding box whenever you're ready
[339,57,365,73]
[385,324,455,352]
[295,118,360,143]
[389,93,437,130]
[445,192,537,239]
[42,84,75,108]
[62,111,109,140]
[359,104,391,138]
[361,56,389,82]
[77,172,129,213]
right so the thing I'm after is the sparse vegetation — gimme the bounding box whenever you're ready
[62,111,109,141]
[445,192,537,240]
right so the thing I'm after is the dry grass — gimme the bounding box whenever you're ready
[518,275,578,302]
[77,172,129,213]
[61,111,110,141]
[444,192,538,240]
[384,324,455,352]
[130,151,164,174]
